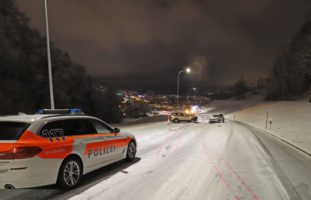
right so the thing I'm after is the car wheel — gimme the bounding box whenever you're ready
[57,157,82,190]
[191,118,196,123]
[173,118,180,123]
[126,141,136,162]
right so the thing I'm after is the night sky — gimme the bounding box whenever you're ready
[17,0,311,89]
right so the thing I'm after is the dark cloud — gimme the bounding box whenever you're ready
[17,0,311,88]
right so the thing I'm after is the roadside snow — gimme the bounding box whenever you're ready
[204,100,311,155]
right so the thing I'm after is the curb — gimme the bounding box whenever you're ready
[232,120,311,157]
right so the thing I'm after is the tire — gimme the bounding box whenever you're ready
[173,118,180,123]
[191,118,196,123]
[57,157,82,190]
[126,141,137,162]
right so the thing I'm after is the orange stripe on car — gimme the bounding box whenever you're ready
[17,130,74,159]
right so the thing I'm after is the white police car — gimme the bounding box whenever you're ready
[0,109,136,189]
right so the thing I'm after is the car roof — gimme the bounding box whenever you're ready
[0,114,107,134]
[0,114,54,123]
[0,114,91,123]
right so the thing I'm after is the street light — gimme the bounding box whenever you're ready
[44,0,55,109]
[177,67,191,108]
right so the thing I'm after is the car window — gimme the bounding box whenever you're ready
[0,122,30,140]
[90,120,113,133]
[39,121,65,138]
[63,119,97,136]
[39,119,97,137]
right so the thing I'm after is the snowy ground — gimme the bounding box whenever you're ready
[62,119,311,200]
[204,100,311,155]
[1,115,310,200]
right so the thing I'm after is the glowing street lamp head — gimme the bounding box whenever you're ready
[186,68,191,73]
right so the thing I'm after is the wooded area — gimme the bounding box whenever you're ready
[267,15,311,100]
[0,0,122,122]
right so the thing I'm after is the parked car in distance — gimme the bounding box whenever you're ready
[209,114,225,123]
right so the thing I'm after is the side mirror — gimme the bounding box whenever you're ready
[113,128,120,133]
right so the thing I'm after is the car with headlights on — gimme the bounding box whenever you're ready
[170,112,198,123]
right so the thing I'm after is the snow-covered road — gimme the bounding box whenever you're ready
[1,117,311,200]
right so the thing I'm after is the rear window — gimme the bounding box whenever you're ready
[0,122,30,140]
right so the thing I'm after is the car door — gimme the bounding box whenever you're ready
[185,114,191,121]
[37,120,75,160]
[61,119,106,169]
[180,113,187,121]
[89,119,127,162]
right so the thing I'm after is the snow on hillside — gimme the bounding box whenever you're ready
[204,100,311,154]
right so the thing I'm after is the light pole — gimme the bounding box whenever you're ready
[44,0,55,109]
[177,67,191,108]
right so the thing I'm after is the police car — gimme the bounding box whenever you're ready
[0,109,137,189]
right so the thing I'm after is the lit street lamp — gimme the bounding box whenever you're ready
[44,0,55,109]
[177,67,191,108]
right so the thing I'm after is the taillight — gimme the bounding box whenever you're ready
[0,147,41,160]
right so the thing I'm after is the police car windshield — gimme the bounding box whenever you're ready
[0,122,30,140]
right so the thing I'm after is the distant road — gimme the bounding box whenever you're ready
[1,116,311,200]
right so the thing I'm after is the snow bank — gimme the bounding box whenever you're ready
[204,100,311,155]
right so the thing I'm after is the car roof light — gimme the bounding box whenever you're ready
[69,108,83,114]
[36,108,84,115]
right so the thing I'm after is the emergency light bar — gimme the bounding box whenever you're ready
[36,108,84,115]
